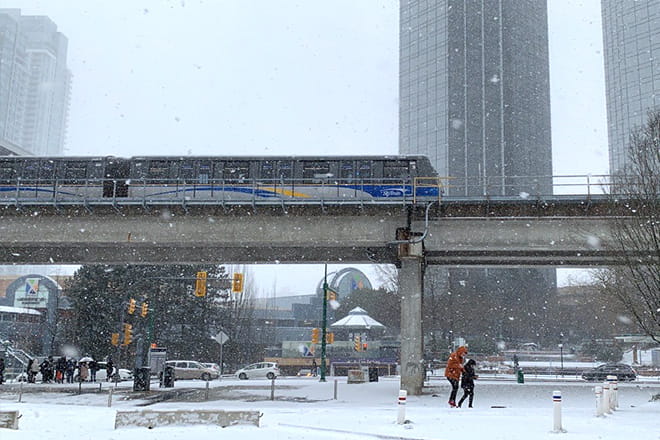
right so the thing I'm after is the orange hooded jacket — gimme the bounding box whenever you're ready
[444,346,468,380]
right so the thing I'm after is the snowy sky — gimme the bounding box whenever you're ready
[5,0,607,293]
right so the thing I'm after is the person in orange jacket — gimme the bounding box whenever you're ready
[444,345,468,407]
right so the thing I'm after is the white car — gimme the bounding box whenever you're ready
[235,362,280,380]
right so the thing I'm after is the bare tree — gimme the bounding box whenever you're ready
[605,109,660,343]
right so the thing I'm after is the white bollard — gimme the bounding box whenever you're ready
[107,387,113,407]
[595,386,603,417]
[397,390,407,424]
[552,390,566,433]
[606,375,617,410]
[602,382,611,414]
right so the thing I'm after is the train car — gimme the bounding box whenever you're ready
[0,155,441,204]
[0,156,115,201]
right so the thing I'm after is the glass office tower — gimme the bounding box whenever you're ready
[601,1,660,174]
[399,0,556,345]
[400,0,553,196]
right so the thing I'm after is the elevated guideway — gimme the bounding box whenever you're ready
[0,194,641,266]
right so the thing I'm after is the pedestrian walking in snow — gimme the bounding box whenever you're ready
[444,345,468,407]
[457,359,478,408]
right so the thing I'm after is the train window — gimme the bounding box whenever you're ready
[212,161,225,180]
[383,161,410,180]
[356,160,373,179]
[22,160,41,182]
[339,161,355,180]
[198,161,211,184]
[179,160,195,183]
[40,161,56,181]
[302,161,331,182]
[278,160,293,181]
[60,161,88,182]
[224,161,249,181]
[0,161,17,182]
[148,160,172,183]
[260,161,276,180]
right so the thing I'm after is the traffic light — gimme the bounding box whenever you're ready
[122,323,133,346]
[326,332,334,344]
[232,273,244,293]
[195,271,207,297]
[140,302,149,317]
[354,335,361,351]
[311,327,320,344]
[127,298,136,314]
[362,343,368,351]
[111,333,120,346]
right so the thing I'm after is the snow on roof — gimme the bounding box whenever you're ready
[330,307,385,329]
[0,305,42,315]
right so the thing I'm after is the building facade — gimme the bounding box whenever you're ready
[399,0,556,345]
[399,0,552,196]
[601,1,660,174]
[0,9,71,155]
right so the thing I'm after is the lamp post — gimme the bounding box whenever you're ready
[559,332,564,377]
[320,264,329,382]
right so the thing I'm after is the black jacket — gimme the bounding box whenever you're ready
[461,359,477,389]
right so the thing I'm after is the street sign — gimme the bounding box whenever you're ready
[212,330,229,345]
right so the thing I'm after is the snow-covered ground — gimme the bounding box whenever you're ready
[1,376,658,440]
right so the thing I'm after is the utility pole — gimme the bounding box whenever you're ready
[320,264,329,382]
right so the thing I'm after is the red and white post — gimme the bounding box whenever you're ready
[552,390,566,433]
[602,381,611,414]
[397,390,407,424]
[606,375,618,410]
[595,386,603,417]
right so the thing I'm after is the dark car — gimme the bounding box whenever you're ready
[581,363,637,382]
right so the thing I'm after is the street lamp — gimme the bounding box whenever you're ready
[559,332,564,377]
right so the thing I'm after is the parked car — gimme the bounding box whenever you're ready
[581,363,637,382]
[165,360,219,380]
[235,362,280,380]
[201,363,221,374]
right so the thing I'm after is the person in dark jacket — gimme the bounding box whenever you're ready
[457,359,478,408]
[106,359,114,382]
[65,358,76,383]
[0,357,5,384]
[89,360,99,382]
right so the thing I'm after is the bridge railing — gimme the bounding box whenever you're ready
[0,174,617,206]
[435,174,612,198]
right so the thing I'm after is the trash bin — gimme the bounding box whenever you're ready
[516,369,524,384]
[133,367,151,391]
[368,366,379,382]
[160,365,175,388]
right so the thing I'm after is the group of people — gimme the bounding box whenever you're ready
[444,345,478,408]
[24,356,113,384]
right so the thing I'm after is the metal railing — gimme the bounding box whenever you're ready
[0,174,619,207]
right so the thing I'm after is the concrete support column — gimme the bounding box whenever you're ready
[399,257,424,395]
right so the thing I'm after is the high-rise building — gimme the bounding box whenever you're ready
[400,0,552,196]
[601,1,660,174]
[0,9,71,155]
[399,1,556,346]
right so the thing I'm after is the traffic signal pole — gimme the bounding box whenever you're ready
[320,265,329,382]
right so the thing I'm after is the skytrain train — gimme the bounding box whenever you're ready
[0,155,442,203]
